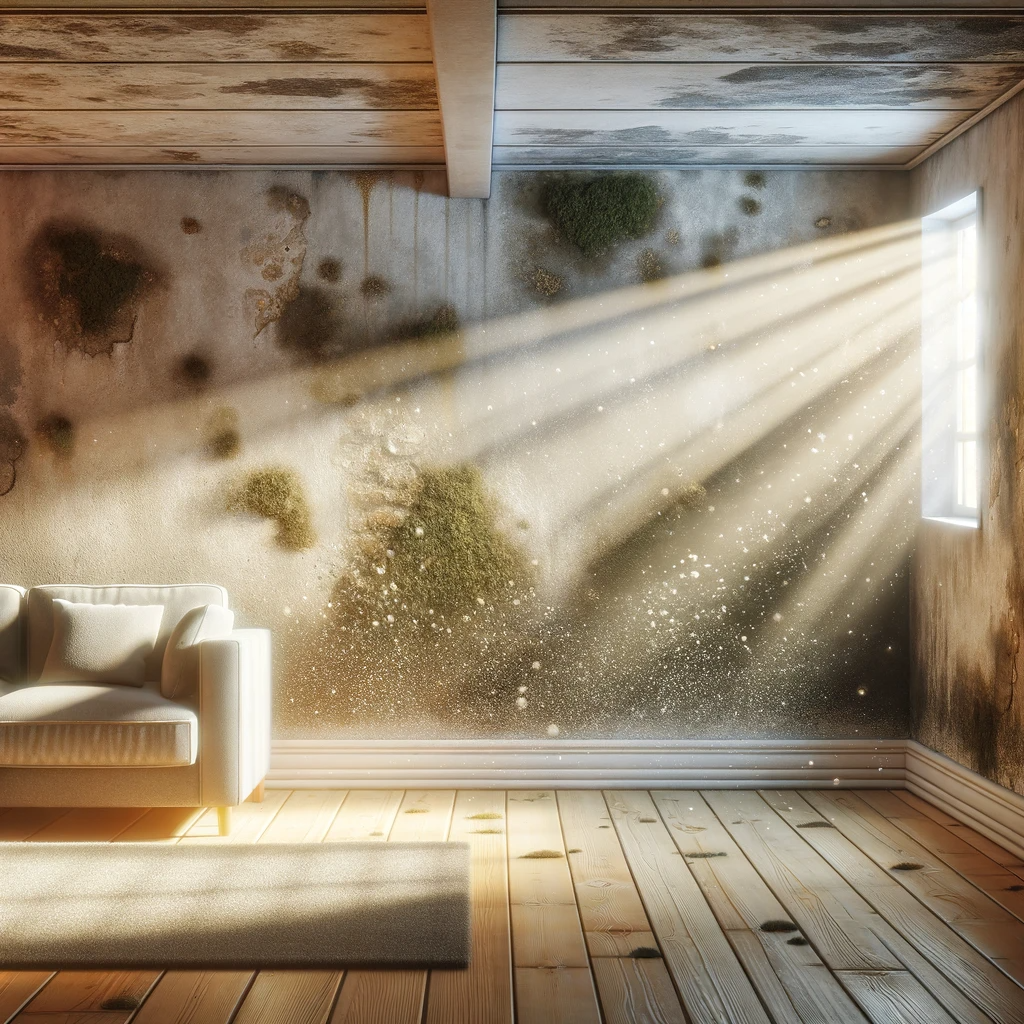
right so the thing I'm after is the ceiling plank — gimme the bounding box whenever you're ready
[0,63,438,111]
[496,62,1024,111]
[494,108,963,147]
[427,0,497,197]
[0,14,432,63]
[491,143,922,166]
[497,13,1024,63]
[0,144,445,165]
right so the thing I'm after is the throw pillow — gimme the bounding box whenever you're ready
[161,604,234,700]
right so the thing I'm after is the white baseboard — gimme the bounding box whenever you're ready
[905,740,1024,863]
[267,738,906,790]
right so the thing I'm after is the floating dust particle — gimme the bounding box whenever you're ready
[890,862,924,871]
[542,172,660,257]
[533,267,563,297]
[35,413,74,457]
[180,217,201,235]
[629,947,662,959]
[520,849,564,859]
[227,466,316,550]
[760,920,799,932]
[317,257,341,283]
[467,812,503,820]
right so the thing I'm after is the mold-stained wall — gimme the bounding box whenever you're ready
[911,91,1024,793]
[0,168,914,740]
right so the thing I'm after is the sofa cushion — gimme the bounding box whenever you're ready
[162,604,234,701]
[0,681,197,767]
[40,600,164,687]
[0,585,24,684]
[27,584,229,682]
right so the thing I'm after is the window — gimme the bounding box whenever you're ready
[922,192,980,526]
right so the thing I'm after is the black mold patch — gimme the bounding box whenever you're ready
[27,222,157,356]
[739,196,762,217]
[743,171,767,190]
[220,76,436,107]
[542,172,660,258]
[100,996,139,1012]
[701,227,740,269]
[180,217,202,235]
[760,920,799,932]
[629,946,662,958]
[637,249,665,283]
[638,817,658,823]
[36,413,74,458]
[163,150,201,163]
[276,285,344,362]
[360,274,391,300]
[207,407,241,460]
[890,861,924,871]
[317,257,342,283]
[0,410,25,495]
[0,340,22,406]
[178,351,212,390]
[395,303,461,342]
[797,820,836,829]
[786,937,809,946]
[1006,885,1024,892]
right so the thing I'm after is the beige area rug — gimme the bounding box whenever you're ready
[0,841,471,969]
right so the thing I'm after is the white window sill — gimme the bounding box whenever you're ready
[923,515,979,530]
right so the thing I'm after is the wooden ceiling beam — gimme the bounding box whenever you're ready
[427,0,497,198]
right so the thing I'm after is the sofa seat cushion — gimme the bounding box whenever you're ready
[0,682,197,767]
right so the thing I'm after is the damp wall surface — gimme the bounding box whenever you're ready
[911,91,1024,794]
[0,167,914,740]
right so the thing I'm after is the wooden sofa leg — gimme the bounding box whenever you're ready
[217,806,232,836]
[247,779,265,804]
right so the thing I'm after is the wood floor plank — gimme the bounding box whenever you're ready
[0,972,54,1021]
[607,791,770,1024]
[804,790,1024,984]
[327,792,444,1024]
[130,970,253,1024]
[0,808,70,840]
[424,791,513,1024]
[556,791,658,957]
[26,809,149,843]
[507,791,590,971]
[652,790,865,1024]
[112,807,206,843]
[760,790,1024,1024]
[590,957,688,1024]
[256,790,346,844]
[231,972,342,1024]
[512,967,601,1024]
[13,1014,127,1023]
[14,971,160,1016]
[180,790,289,845]
[837,970,959,1024]
[858,790,1024,920]
[324,790,403,843]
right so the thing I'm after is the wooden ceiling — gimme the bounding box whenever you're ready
[0,1,1023,195]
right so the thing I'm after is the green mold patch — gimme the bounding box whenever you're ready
[743,171,767,190]
[760,920,799,933]
[520,849,564,859]
[815,217,832,229]
[467,811,503,820]
[797,820,836,829]
[207,407,241,460]
[348,464,531,621]
[0,411,25,496]
[404,807,430,814]
[890,861,924,871]
[637,249,664,283]
[318,257,342,283]
[567,848,582,854]
[637,817,658,823]
[739,196,762,216]
[36,413,74,458]
[360,274,391,300]
[542,173,660,258]
[227,466,315,551]
[685,851,726,859]
[533,267,563,297]
[178,352,212,390]
[472,828,504,834]
[180,217,202,235]
[629,947,662,959]
[28,223,157,356]
[400,303,461,341]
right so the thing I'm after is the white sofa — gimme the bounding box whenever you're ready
[0,584,271,835]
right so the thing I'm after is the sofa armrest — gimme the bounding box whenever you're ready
[196,628,271,807]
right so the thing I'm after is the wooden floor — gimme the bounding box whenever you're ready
[2,788,1024,1024]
